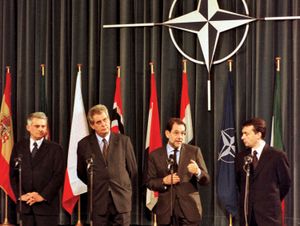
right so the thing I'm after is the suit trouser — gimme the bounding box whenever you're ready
[93,192,131,226]
[22,213,58,226]
[158,198,200,226]
[250,210,258,226]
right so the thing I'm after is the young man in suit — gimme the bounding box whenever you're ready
[235,117,291,226]
[147,117,210,226]
[9,112,65,226]
[77,104,137,226]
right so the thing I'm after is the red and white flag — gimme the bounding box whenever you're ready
[180,63,193,143]
[111,67,124,133]
[62,69,89,214]
[0,68,16,202]
[145,65,162,210]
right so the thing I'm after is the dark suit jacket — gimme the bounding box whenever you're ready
[9,138,65,215]
[147,144,210,224]
[77,132,137,215]
[235,144,291,226]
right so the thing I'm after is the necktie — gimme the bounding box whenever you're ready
[172,149,178,172]
[102,139,108,163]
[32,142,38,158]
[252,150,258,169]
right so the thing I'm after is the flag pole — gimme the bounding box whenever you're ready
[276,57,281,72]
[74,64,84,226]
[183,59,187,73]
[149,62,154,74]
[0,66,14,226]
[117,66,121,78]
[77,64,82,73]
[207,73,211,111]
[75,197,83,226]
[0,193,14,226]
[148,62,158,226]
[228,59,233,226]
[274,56,286,226]
[228,59,233,72]
[40,64,45,76]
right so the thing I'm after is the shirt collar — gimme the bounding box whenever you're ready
[30,137,44,149]
[95,132,110,143]
[252,139,266,159]
[166,143,181,156]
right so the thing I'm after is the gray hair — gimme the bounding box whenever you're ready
[27,112,48,125]
[87,104,109,124]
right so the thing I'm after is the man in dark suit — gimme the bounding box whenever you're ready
[147,118,210,226]
[235,117,291,226]
[9,112,65,226]
[77,104,137,226]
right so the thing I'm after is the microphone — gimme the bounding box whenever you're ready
[86,154,94,170]
[14,154,23,168]
[244,154,253,165]
[167,154,175,170]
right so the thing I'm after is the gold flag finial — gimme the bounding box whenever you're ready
[228,59,233,72]
[117,66,121,78]
[40,64,45,76]
[275,57,281,72]
[6,66,10,73]
[77,64,82,72]
[182,59,187,73]
[149,62,154,74]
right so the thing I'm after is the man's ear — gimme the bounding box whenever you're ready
[26,124,30,132]
[165,130,170,139]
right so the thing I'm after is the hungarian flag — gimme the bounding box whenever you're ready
[62,69,89,214]
[0,68,16,202]
[39,64,50,139]
[145,68,162,210]
[216,62,238,217]
[111,69,124,133]
[270,59,285,226]
[180,65,193,143]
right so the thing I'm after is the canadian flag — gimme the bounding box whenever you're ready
[62,69,89,214]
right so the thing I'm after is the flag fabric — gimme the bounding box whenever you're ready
[0,69,16,202]
[39,65,50,139]
[180,68,193,143]
[216,68,238,217]
[111,74,124,133]
[270,63,285,226]
[62,70,89,214]
[145,71,162,210]
[271,68,283,149]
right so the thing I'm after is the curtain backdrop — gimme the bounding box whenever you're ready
[0,0,299,225]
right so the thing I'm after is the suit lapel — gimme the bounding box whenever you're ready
[156,147,169,173]
[31,139,49,168]
[106,133,118,162]
[89,133,104,162]
[253,144,269,177]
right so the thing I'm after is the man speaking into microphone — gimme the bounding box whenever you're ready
[235,117,291,226]
[147,118,210,226]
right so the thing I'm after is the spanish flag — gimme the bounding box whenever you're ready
[0,68,16,202]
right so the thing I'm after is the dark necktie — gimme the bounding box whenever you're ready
[252,150,258,169]
[172,149,178,172]
[32,142,38,158]
[102,139,108,163]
